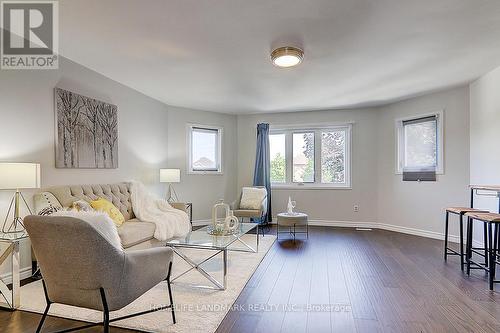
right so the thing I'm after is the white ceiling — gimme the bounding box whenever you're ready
[59,0,500,114]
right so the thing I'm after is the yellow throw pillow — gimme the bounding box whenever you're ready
[90,198,125,227]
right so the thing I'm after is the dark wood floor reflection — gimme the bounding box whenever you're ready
[2,226,500,332]
[217,226,500,333]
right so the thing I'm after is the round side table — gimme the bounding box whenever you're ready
[277,212,308,240]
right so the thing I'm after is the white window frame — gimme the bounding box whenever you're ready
[187,124,223,175]
[395,110,444,175]
[270,123,352,189]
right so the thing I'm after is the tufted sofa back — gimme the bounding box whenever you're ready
[46,183,135,220]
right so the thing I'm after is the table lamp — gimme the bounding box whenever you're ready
[160,168,180,203]
[0,163,41,233]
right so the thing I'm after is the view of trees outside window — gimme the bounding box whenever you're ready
[404,120,437,169]
[270,134,286,183]
[293,132,314,182]
[321,131,345,183]
[270,127,349,186]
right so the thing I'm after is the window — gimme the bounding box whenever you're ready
[269,124,352,188]
[270,133,286,183]
[293,132,315,183]
[396,111,443,174]
[187,124,223,174]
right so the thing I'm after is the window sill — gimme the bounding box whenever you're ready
[271,184,352,190]
[395,170,444,175]
[187,171,224,175]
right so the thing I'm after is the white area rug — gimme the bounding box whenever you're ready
[20,234,276,333]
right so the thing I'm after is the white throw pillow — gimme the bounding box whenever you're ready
[52,210,123,250]
[70,200,94,212]
[239,187,267,210]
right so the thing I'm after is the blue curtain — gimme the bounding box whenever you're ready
[253,123,272,223]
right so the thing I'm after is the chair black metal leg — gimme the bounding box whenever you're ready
[100,288,110,333]
[36,303,51,333]
[460,214,464,271]
[36,279,52,333]
[444,211,449,261]
[166,262,176,324]
[484,222,489,267]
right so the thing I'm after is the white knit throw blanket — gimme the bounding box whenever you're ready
[130,181,191,241]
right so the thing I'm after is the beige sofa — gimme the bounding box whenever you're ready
[38,183,187,250]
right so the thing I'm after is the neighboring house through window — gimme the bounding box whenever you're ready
[187,124,223,174]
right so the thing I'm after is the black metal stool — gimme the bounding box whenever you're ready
[444,207,488,271]
[465,212,500,290]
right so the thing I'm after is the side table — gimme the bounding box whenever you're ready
[277,212,309,240]
[0,231,29,310]
[171,202,193,225]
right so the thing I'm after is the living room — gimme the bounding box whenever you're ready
[1,1,500,332]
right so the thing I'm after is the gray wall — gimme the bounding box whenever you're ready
[0,57,237,276]
[470,65,500,241]
[237,108,380,224]
[377,87,471,237]
[167,106,238,221]
[237,86,471,240]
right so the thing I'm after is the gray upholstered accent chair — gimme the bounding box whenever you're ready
[24,215,175,333]
[230,186,268,225]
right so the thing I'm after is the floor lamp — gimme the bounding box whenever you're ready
[160,168,180,203]
[0,163,41,233]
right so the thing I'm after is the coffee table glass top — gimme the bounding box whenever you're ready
[167,222,257,249]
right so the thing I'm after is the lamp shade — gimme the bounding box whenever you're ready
[0,163,41,190]
[160,168,180,183]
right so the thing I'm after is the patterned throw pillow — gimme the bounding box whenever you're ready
[38,205,62,216]
[34,192,63,216]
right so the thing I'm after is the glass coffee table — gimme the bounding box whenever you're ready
[167,223,259,290]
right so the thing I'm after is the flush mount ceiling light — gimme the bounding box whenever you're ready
[271,46,304,68]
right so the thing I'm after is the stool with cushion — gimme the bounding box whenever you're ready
[277,212,308,240]
[444,207,488,271]
[464,212,500,290]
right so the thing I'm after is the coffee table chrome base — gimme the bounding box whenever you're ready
[169,228,259,290]
[171,248,227,290]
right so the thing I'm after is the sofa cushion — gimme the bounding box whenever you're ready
[46,183,134,220]
[239,187,267,210]
[118,220,156,248]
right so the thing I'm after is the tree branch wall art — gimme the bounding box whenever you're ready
[55,88,118,168]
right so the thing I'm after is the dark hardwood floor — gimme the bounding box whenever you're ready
[2,226,500,333]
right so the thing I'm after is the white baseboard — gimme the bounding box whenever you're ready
[271,218,483,246]
[0,266,32,285]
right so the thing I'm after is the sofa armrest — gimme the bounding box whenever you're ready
[123,247,173,289]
